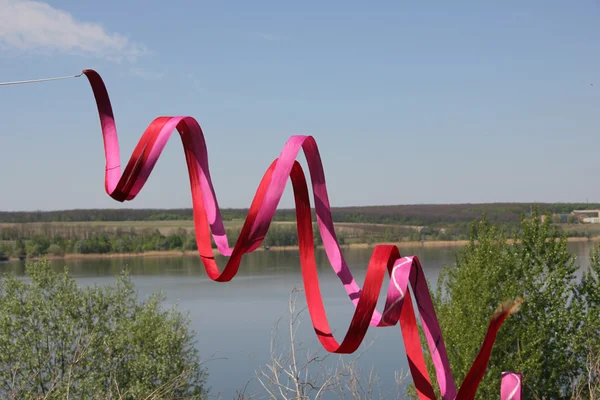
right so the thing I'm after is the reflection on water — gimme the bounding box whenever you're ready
[0,242,595,399]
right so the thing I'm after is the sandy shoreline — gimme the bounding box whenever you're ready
[3,236,598,262]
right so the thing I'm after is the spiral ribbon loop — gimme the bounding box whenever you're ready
[77,69,522,399]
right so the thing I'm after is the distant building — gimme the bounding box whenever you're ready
[548,210,600,224]
[571,210,600,223]
[572,210,600,218]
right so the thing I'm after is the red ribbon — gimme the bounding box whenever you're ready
[74,69,523,399]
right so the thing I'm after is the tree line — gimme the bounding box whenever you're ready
[2,202,600,226]
[0,224,324,260]
[0,223,472,260]
[0,221,596,262]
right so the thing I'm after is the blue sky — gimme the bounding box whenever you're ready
[0,0,598,211]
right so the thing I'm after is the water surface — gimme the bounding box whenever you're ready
[1,242,594,398]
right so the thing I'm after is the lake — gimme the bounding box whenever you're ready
[0,241,595,399]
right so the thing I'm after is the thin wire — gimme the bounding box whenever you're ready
[0,71,84,86]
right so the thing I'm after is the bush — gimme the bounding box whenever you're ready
[46,243,63,256]
[0,259,209,399]
[422,208,600,399]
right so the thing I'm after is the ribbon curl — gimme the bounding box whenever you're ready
[79,69,521,399]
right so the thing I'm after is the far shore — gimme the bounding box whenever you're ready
[3,236,599,262]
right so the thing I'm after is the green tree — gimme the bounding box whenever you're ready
[421,208,589,399]
[384,228,393,242]
[166,233,184,250]
[26,241,41,258]
[0,259,209,399]
[13,239,26,260]
[312,224,323,246]
[0,244,8,261]
[185,235,199,251]
[571,243,600,397]
[46,243,63,256]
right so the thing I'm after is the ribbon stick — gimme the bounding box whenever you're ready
[0,72,83,86]
[1,69,523,399]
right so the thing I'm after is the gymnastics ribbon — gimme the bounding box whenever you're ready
[27,69,526,399]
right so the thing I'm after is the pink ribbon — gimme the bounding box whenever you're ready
[46,68,524,399]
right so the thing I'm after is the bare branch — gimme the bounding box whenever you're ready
[251,288,407,399]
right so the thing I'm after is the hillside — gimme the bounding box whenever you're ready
[1,202,599,226]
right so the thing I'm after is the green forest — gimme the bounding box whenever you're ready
[0,225,308,260]
[2,202,600,225]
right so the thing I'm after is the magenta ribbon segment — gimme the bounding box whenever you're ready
[67,68,524,399]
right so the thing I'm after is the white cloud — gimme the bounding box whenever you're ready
[0,0,147,61]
